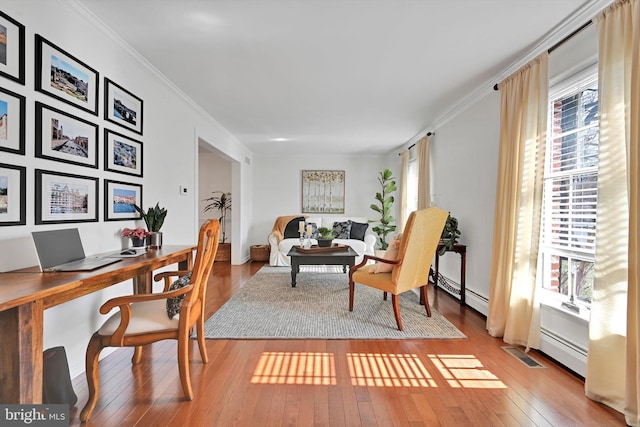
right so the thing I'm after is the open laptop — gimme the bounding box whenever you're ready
[32,228,121,272]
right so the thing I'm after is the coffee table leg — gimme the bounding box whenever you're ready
[291,261,297,287]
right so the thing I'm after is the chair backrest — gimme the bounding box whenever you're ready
[392,207,448,293]
[183,219,220,311]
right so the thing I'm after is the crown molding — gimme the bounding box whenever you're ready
[406,0,613,146]
[61,0,243,149]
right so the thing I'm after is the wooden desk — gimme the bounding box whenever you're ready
[0,245,194,404]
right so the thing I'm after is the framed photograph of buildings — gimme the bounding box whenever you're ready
[35,34,99,115]
[104,128,143,177]
[0,87,25,155]
[0,11,25,84]
[104,179,142,221]
[35,169,98,224]
[104,78,143,135]
[35,102,98,168]
[0,163,26,226]
[301,170,345,214]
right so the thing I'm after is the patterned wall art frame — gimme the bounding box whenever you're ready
[0,11,25,84]
[35,169,98,224]
[0,86,25,155]
[35,102,99,169]
[104,128,143,177]
[104,179,142,221]
[104,77,143,135]
[0,163,26,226]
[301,170,345,214]
[35,34,99,115]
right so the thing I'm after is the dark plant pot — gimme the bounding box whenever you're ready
[131,237,146,247]
[317,238,333,247]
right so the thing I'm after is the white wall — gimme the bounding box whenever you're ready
[250,154,389,246]
[426,93,501,315]
[0,0,253,378]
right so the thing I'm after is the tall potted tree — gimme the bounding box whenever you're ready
[203,191,232,261]
[370,169,397,251]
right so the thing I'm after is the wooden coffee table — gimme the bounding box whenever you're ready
[287,246,359,287]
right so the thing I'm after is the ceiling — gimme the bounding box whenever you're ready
[77,0,595,155]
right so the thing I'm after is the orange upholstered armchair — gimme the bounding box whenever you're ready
[80,219,220,422]
[348,207,448,331]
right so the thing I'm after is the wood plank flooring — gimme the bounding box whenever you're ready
[70,261,625,426]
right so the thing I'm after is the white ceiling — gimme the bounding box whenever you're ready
[77,0,598,155]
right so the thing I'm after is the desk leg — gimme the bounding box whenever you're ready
[0,300,44,403]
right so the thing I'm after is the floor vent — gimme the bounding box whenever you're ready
[502,346,546,368]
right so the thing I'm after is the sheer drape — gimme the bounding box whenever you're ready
[486,53,548,349]
[586,1,639,424]
[399,150,410,233]
[416,135,430,210]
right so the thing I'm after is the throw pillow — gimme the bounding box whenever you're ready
[332,221,352,239]
[349,221,369,241]
[166,272,192,319]
[284,216,306,238]
[368,233,402,273]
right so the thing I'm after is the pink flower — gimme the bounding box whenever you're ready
[122,227,150,239]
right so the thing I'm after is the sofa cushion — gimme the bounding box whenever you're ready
[306,222,320,239]
[284,216,306,238]
[332,221,351,239]
[349,221,369,241]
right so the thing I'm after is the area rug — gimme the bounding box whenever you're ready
[203,266,466,339]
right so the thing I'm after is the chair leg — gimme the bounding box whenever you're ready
[178,332,194,400]
[80,334,104,423]
[196,315,208,363]
[132,346,142,364]
[421,285,432,317]
[391,294,403,331]
[383,291,388,300]
[349,280,355,311]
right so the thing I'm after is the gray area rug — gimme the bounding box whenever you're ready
[203,266,466,339]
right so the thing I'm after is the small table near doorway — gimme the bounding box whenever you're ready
[287,245,358,287]
[424,243,467,306]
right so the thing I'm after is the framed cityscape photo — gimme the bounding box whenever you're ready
[0,163,26,226]
[35,34,99,115]
[35,102,99,168]
[35,169,98,224]
[0,11,25,84]
[104,128,143,177]
[104,179,142,221]
[0,86,25,155]
[104,78,143,135]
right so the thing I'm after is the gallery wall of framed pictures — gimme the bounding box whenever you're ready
[0,9,146,227]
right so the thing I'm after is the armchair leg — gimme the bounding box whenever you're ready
[178,333,194,400]
[80,334,104,423]
[383,291,388,300]
[349,280,355,311]
[132,346,142,364]
[196,315,208,363]
[420,285,432,317]
[391,294,403,331]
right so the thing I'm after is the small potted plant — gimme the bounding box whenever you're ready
[134,202,167,248]
[439,214,461,255]
[316,227,334,247]
[122,227,150,247]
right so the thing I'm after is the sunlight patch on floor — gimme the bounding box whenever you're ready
[250,352,336,385]
[347,352,437,387]
[428,354,507,388]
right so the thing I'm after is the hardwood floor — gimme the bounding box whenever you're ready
[70,261,625,426]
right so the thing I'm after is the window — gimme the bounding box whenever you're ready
[539,67,598,307]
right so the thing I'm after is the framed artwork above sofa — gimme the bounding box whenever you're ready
[301,170,345,214]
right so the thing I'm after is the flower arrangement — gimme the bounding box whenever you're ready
[121,227,150,240]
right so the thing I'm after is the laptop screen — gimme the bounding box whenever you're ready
[32,228,86,270]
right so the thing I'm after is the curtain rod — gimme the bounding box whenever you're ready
[493,20,593,91]
[398,132,432,155]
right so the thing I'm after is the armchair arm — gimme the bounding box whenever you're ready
[350,254,402,275]
[154,270,191,292]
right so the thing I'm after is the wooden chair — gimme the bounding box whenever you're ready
[349,207,448,331]
[80,219,220,423]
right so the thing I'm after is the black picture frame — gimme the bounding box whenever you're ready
[0,11,25,85]
[0,163,26,226]
[104,128,143,177]
[104,179,143,221]
[104,77,143,135]
[0,86,26,155]
[35,169,99,224]
[35,102,99,169]
[35,34,99,116]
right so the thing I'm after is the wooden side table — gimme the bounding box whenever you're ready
[429,243,467,306]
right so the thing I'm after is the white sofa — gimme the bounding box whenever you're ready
[268,216,376,266]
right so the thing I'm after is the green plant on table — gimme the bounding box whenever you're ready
[317,227,334,239]
[134,202,167,232]
[439,214,461,255]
